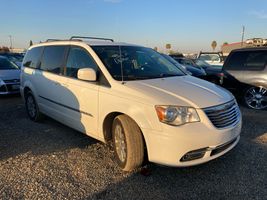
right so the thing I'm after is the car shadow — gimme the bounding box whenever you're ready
[0,69,99,161]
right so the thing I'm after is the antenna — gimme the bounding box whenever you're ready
[119,45,124,84]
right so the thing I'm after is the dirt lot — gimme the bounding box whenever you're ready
[0,95,266,200]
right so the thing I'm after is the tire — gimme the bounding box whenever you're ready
[243,86,267,110]
[112,115,144,171]
[25,91,43,122]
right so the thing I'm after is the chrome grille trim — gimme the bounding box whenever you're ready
[204,100,240,129]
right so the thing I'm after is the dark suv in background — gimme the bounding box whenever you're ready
[222,47,267,110]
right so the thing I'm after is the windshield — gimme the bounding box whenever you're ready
[0,57,19,70]
[92,46,185,81]
[195,59,211,67]
[199,54,220,62]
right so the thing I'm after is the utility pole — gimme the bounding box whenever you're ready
[241,26,245,47]
[8,35,13,49]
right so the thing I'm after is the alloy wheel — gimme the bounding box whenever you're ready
[244,87,267,110]
[27,95,37,118]
[114,124,127,163]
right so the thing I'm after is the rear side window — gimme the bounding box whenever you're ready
[23,47,43,68]
[245,51,267,71]
[40,46,67,74]
[224,52,248,70]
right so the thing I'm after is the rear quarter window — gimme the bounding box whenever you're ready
[244,51,267,71]
[23,47,43,69]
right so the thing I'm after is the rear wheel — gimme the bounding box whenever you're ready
[25,91,43,121]
[112,115,144,171]
[243,86,267,110]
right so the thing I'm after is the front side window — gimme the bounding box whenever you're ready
[0,57,19,70]
[23,47,43,69]
[65,46,98,78]
[92,46,185,81]
[224,52,248,70]
[244,51,267,71]
[40,46,67,74]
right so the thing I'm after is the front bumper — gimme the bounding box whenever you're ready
[142,114,242,167]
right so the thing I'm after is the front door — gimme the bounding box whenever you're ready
[60,45,99,136]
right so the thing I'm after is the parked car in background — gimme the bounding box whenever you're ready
[165,55,207,78]
[161,53,197,77]
[20,36,241,171]
[0,53,24,68]
[197,51,224,67]
[0,56,20,95]
[194,59,224,84]
[170,56,223,85]
[222,47,267,110]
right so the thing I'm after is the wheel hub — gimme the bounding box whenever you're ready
[114,125,126,162]
[27,96,36,117]
[245,87,267,109]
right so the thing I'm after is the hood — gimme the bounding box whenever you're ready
[204,66,222,74]
[125,75,233,108]
[0,69,20,80]
[185,65,206,77]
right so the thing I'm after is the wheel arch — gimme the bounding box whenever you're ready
[102,112,146,143]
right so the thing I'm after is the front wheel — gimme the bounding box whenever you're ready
[243,86,267,110]
[112,115,144,171]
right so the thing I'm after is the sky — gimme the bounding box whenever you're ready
[1,0,267,53]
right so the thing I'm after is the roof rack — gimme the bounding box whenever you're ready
[70,36,114,42]
[46,39,64,42]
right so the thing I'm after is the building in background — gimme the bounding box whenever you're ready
[221,38,267,56]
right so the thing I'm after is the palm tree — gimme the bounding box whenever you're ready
[211,40,217,51]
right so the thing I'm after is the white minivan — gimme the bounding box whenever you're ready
[20,37,242,171]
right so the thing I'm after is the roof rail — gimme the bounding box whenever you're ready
[46,39,64,42]
[70,36,114,42]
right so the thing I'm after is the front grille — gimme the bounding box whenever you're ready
[6,84,20,92]
[204,100,240,129]
[3,79,20,84]
[0,85,7,92]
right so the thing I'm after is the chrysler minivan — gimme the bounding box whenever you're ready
[20,37,242,171]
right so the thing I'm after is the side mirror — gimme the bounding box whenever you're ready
[77,68,97,82]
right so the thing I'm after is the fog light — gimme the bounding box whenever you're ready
[180,147,208,162]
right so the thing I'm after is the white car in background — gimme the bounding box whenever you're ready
[198,52,224,67]
[0,56,20,95]
[20,37,242,171]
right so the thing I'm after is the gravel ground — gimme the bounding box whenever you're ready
[0,95,266,200]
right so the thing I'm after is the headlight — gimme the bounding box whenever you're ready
[0,78,4,86]
[155,106,200,126]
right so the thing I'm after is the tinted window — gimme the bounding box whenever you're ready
[65,46,98,78]
[0,57,19,70]
[224,52,248,70]
[40,46,67,74]
[23,47,43,68]
[245,51,267,71]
